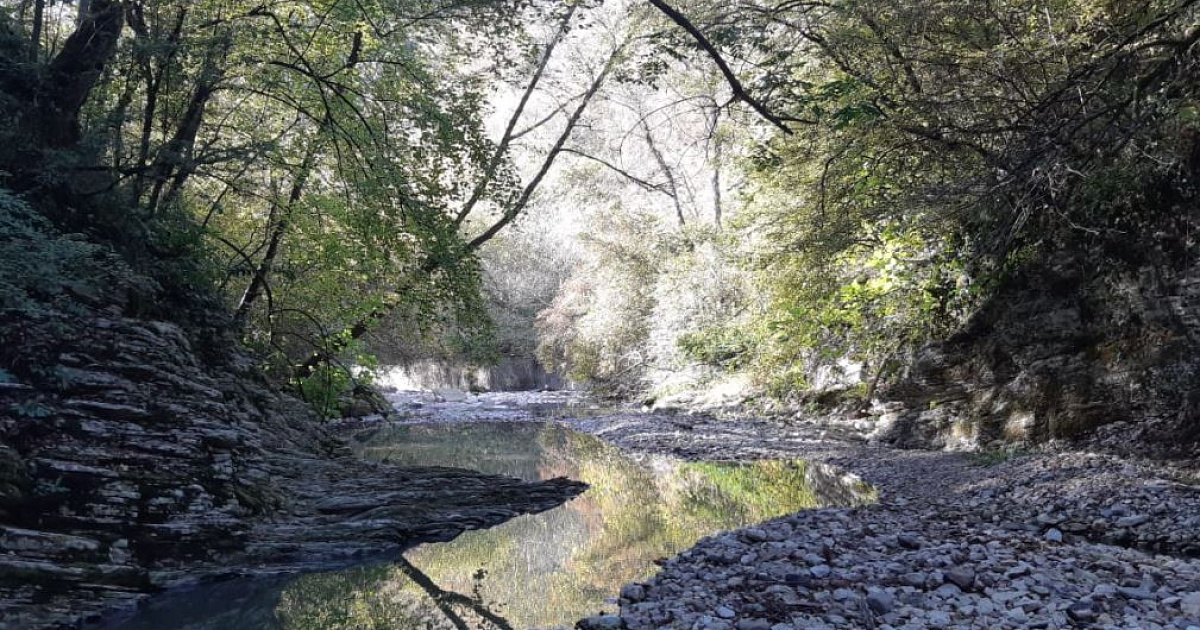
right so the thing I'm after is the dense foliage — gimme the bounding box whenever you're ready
[535,0,1200,402]
[0,0,609,410]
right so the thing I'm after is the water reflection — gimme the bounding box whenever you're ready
[107,422,872,630]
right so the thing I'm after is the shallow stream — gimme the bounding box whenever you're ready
[106,396,871,630]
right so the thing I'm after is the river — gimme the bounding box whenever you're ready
[102,392,872,630]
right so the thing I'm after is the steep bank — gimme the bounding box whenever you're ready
[876,260,1200,456]
[0,307,584,629]
[0,216,584,628]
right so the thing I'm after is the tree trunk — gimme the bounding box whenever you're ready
[28,0,44,62]
[711,133,723,230]
[130,7,188,203]
[642,120,686,229]
[143,37,227,213]
[862,347,899,412]
[233,146,318,327]
[76,0,92,26]
[106,65,137,172]
[133,69,162,201]
[34,0,125,148]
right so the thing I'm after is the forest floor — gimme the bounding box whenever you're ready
[376,390,1200,630]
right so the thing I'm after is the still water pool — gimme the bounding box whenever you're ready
[107,422,871,630]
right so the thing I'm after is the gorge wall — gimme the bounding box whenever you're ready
[876,260,1200,456]
[0,302,328,627]
[0,302,585,630]
[373,357,569,393]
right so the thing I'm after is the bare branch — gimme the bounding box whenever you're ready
[648,0,796,134]
[454,4,578,226]
[641,119,687,227]
[465,42,625,253]
[511,91,585,141]
[561,147,673,196]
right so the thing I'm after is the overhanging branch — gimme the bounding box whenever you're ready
[648,0,796,135]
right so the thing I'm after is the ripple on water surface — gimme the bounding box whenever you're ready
[106,421,872,630]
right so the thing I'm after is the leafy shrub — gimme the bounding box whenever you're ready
[676,326,752,370]
[0,187,140,317]
[536,209,661,396]
[293,339,382,419]
[296,364,356,419]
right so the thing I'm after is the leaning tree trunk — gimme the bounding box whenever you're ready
[76,0,92,27]
[642,120,686,229]
[232,145,318,329]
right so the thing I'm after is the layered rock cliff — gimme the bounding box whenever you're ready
[877,260,1200,456]
[0,305,583,629]
[0,230,584,628]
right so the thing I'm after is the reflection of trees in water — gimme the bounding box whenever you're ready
[393,557,514,630]
[401,425,873,628]
[405,486,602,627]
[285,422,875,630]
[356,423,559,482]
[534,423,586,481]
[109,423,874,630]
[275,558,514,630]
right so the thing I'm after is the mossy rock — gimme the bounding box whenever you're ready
[233,482,283,516]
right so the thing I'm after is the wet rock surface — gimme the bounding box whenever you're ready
[0,321,583,630]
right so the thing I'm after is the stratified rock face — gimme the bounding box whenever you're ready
[0,314,585,629]
[0,314,288,626]
[878,262,1200,453]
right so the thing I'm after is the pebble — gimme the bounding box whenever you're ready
[1066,601,1098,622]
[928,610,952,627]
[946,567,975,591]
[1183,592,1200,616]
[579,614,624,630]
[866,588,894,614]
[743,528,769,542]
[621,584,646,602]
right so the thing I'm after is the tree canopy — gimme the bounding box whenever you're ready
[2,0,1197,408]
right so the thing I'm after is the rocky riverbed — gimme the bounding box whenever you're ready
[566,414,1200,630]
[10,371,1200,630]
[370,390,1200,630]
